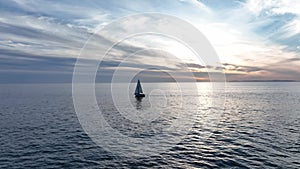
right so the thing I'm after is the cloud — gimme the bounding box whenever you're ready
[0,49,76,71]
[281,57,300,63]
[0,0,300,83]
[185,63,206,69]
[240,0,300,39]
[222,63,263,73]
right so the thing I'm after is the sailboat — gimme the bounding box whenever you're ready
[134,79,145,98]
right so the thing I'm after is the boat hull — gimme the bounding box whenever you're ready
[135,93,145,98]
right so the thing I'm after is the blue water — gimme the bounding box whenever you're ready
[0,82,299,168]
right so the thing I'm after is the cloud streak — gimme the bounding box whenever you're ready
[0,0,300,83]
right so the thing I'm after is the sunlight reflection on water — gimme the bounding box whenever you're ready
[0,82,299,168]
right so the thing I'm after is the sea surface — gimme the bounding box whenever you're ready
[0,82,299,168]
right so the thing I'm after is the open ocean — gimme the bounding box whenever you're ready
[0,82,299,168]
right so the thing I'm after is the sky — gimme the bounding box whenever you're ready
[0,0,300,83]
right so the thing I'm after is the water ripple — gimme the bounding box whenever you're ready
[0,83,299,168]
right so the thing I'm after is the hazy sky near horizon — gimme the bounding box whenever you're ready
[0,0,300,82]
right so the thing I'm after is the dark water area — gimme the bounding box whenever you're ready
[0,82,299,168]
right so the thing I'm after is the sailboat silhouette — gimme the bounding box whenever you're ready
[134,79,145,98]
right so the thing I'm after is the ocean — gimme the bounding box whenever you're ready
[0,82,299,168]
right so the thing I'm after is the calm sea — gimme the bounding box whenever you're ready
[0,82,299,168]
